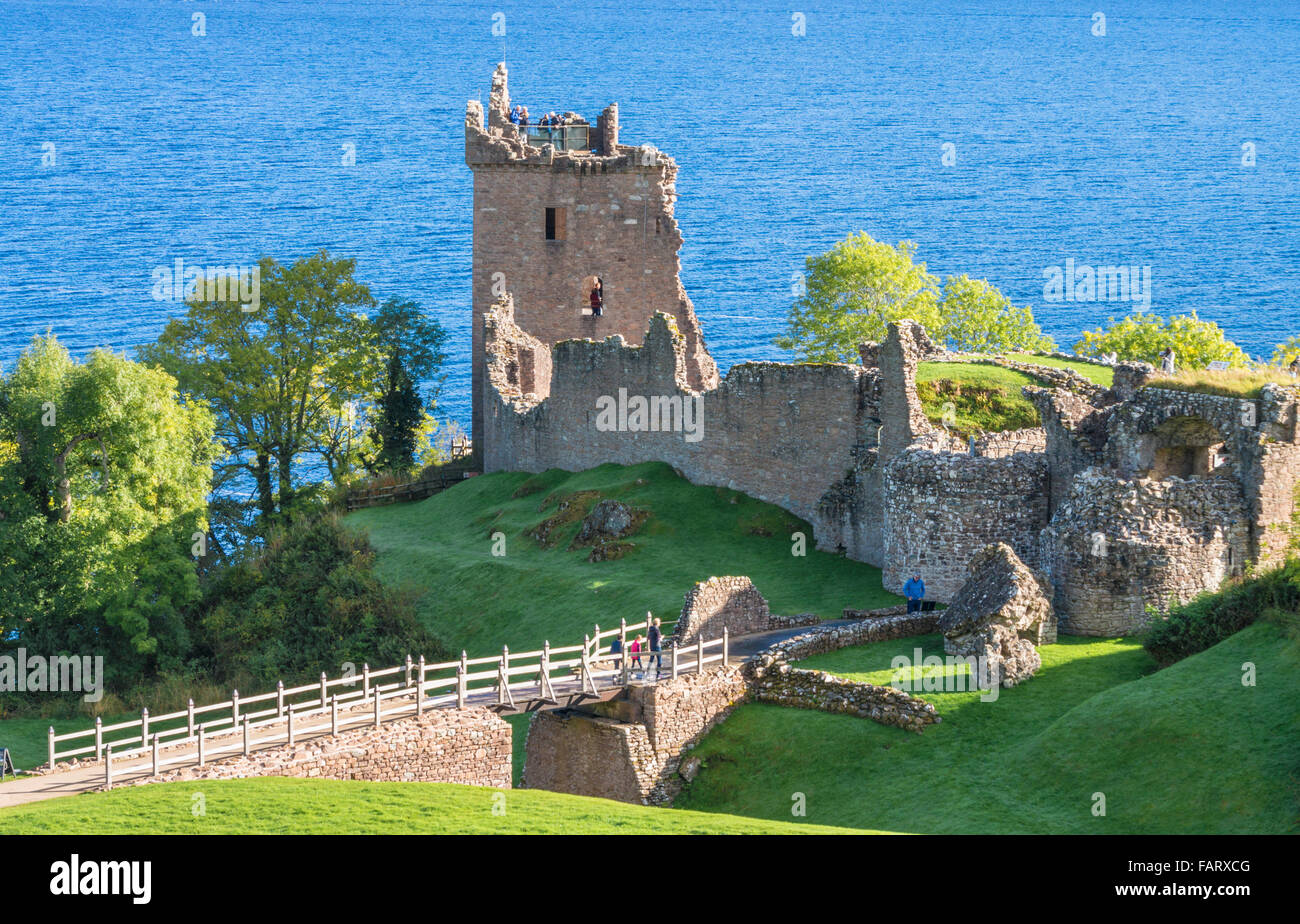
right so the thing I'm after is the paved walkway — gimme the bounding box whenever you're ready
[0,622,841,810]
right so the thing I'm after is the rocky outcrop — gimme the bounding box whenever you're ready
[939,543,1055,687]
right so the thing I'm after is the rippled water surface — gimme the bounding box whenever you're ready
[2,0,1298,429]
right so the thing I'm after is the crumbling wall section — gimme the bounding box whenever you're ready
[1041,470,1252,636]
[673,576,771,644]
[483,299,873,537]
[882,449,1051,601]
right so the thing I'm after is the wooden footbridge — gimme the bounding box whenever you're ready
[2,618,732,807]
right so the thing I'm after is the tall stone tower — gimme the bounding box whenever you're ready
[464,63,717,463]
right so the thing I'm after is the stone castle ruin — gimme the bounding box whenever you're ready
[467,65,1300,638]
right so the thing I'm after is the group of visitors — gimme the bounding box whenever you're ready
[608,614,663,681]
[509,106,582,129]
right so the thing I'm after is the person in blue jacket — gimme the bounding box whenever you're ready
[903,573,926,613]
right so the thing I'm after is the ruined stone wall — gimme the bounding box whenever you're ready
[467,64,716,455]
[1041,469,1252,636]
[521,709,658,804]
[775,610,941,661]
[882,449,1051,602]
[522,665,747,805]
[673,576,771,644]
[627,664,749,798]
[972,428,1047,458]
[484,299,875,542]
[127,708,512,789]
[747,660,938,733]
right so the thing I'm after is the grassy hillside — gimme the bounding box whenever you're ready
[677,621,1299,833]
[346,462,899,658]
[0,778,880,834]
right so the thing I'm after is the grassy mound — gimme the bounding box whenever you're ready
[677,622,1299,833]
[0,777,882,834]
[916,362,1041,439]
[1146,367,1295,399]
[346,462,899,658]
[1009,353,1115,387]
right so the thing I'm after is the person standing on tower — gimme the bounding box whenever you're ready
[590,277,604,317]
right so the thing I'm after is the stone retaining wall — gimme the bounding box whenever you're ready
[747,660,939,733]
[116,707,512,789]
[522,665,748,805]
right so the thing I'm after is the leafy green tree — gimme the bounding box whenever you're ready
[189,513,447,687]
[777,234,1055,361]
[1074,313,1249,369]
[0,336,216,680]
[365,298,448,475]
[1270,336,1300,367]
[939,275,1055,353]
[777,233,942,362]
[140,251,376,522]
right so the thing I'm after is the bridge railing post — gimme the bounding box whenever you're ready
[197,725,206,767]
[152,733,159,777]
[375,686,383,728]
[276,680,285,718]
[539,641,550,697]
[362,664,371,699]
[48,725,55,771]
[319,673,328,712]
[404,654,413,689]
[104,745,113,789]
[94,716,103,762]
[243,716,251,757]
[232,688,240,727]
[331,696,338,736]
[697,635,705,674]
[140,707,149,750]
[671,643,678,679]
[458,651,468,708]
[286,707,294,747]
[187,698,195,737]
[723,627,729,665]
[417,655,426,714]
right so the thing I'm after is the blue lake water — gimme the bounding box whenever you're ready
[2,0,1298,434]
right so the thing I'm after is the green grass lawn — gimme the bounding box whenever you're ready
[676,622,1300,833]
[0,777,881,834]
[346,461,899,659]
[1146,367,1296,399]
[1008,353,1115,387]
[916,362,1042,438]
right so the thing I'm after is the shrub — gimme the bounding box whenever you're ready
[189,512,448,688]
[1143,559,1300,667]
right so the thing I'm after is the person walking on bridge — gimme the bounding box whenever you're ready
[646,614,664,680]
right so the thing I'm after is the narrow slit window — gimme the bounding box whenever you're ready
[545,206,566,241]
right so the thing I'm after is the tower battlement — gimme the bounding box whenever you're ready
[465,63,717,460]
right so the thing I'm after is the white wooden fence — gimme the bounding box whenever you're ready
[47,617,732,786]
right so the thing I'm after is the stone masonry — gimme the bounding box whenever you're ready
[466,63,717,458]
[118,707,512,789]
[522,664,748,805]
[938,543,1055,687]
[472,66,1300,638]
[672,575,771,645]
